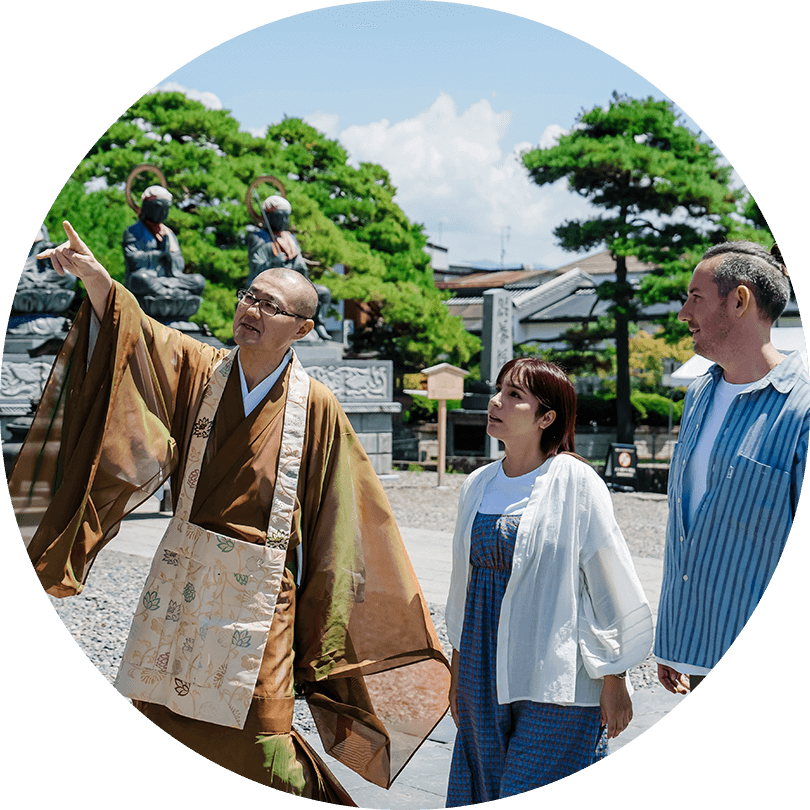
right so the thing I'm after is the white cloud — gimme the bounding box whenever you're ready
[333,93,596,266]
[538,124,567,150]
[303,112,341,140]
[149,81,223,111]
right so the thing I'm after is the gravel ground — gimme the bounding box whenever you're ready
[383,470,668,560]
[45,469,669,726]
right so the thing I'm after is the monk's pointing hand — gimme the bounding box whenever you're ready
[37,221,112,319]
[37,221,104,280]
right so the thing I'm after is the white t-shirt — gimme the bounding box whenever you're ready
[478,462,545,515]
[682,376,750,534]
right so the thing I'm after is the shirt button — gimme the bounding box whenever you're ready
[683,574,689,581]
[680,536,684,542]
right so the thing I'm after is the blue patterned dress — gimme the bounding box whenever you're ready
[446,512,607,805]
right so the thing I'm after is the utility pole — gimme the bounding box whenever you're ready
[499,225,510,268]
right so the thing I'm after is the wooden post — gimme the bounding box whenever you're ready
[437,398,447,487]
[410,363,468,489]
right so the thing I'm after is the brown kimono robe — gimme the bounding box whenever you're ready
[10,283,450,801]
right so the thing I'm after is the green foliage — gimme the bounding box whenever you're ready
[521,93,744,438]
[515,340,614,379]
[522,94,739,271]
[402,394,462,423]
[629,329,694,392]
[42,92,477,371]
[630,391,684,426]
[577,391,683,426]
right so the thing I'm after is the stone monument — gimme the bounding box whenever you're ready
[480,289,513,458]
[481,289,514,388]
[447,288,513,460]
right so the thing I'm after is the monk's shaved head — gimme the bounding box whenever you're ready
[254,267,318,320]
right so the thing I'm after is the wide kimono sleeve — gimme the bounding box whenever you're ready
[9,281,224,597]
[576,465,654,679]
[293,382,451,789]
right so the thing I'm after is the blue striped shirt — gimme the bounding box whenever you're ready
[655,351,810,669]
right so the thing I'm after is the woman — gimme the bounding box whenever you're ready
[445,358,653,804]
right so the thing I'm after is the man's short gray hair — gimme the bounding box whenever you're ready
[702,241,791,323]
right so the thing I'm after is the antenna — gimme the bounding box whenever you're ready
[500,225,511,268]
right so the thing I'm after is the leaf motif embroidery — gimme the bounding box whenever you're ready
[232,630,252,648]
[233,573,248,586]
[166,600,180,621]
[142,591,161,611]
[174,678,190,696]
[217,537,235,553]
[183,583,196,603]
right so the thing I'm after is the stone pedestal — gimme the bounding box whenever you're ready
[1,330,60,476]
[302,355,399,475]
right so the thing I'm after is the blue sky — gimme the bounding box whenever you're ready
[154,2,696,268]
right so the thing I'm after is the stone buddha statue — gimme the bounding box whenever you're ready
[123,185,206,321]
[247,195,332,340]
[13,224,77,317]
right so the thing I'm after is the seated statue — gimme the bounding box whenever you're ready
[247,195,332,340]
[123,186,206,321]
[13,225,77,315]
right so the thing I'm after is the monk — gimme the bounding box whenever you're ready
[10,222,450,803]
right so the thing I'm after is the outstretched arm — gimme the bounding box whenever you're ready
[38,221,112,320]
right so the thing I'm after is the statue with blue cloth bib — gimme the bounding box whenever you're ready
[123,165,206,321]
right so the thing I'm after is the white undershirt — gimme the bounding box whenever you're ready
[237,349,292,416]
[682,376,750,534]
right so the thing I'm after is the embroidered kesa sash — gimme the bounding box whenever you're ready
[115,350,310,729]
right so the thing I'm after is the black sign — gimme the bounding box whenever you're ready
[604,443,638,491]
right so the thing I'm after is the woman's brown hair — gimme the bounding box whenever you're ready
[496,357,578,458]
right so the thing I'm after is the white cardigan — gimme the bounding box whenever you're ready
[445,454,654,706]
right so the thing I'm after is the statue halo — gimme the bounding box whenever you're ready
[126,164,168,215]
[246,175,287,227]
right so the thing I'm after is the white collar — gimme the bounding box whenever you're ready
[237,348,292,416]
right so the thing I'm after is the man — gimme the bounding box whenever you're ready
[11,222,449,802]
[656,241,809,693]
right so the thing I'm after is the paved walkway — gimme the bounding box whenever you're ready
[112,497,685,809]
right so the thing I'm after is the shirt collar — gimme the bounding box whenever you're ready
[707,349,807,395]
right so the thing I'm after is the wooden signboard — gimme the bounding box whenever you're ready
[420,363,468,486]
